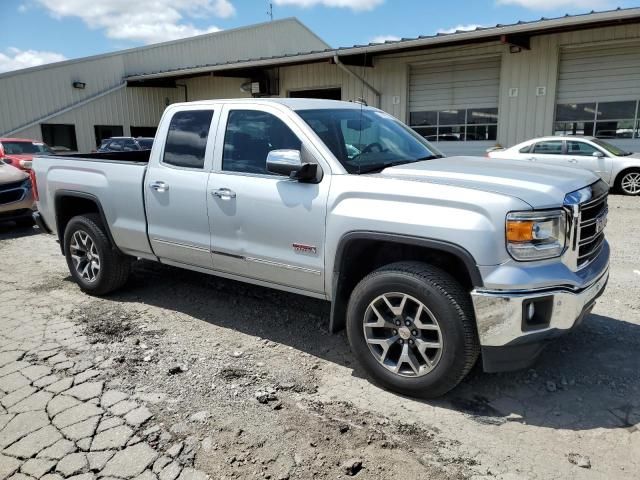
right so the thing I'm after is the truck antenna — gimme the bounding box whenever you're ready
[267,2,273,21]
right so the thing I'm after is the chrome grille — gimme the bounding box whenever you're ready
[576,188,608,268]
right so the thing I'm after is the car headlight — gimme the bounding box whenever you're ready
[506,210,567,261]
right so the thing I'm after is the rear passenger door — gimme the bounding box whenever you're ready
[207,103,330,295]
[145,107,219,267]
[528,140,566,167]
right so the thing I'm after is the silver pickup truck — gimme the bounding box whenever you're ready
[33,98,610,398]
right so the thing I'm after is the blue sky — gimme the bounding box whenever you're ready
[1,0,639,73]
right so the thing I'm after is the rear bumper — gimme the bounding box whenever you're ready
[33,211,53,234]
[471,264,609,373]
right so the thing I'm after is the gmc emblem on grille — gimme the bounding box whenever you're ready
[595,212,608,234]
[292,243,317,255]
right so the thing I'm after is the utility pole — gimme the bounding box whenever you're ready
[267,2,273,21]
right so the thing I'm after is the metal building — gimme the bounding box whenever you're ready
[2,9,640,156]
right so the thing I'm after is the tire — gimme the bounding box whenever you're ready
[346,261,480,398]
[615,168,640,196]
[63,213,131,295]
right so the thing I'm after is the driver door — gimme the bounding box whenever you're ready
[207,103,330,295]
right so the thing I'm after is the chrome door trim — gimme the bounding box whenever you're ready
[151,238,210,252]
[211,250,321,275]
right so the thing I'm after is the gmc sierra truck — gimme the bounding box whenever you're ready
[33,99,610,398]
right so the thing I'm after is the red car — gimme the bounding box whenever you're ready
[0,137,55,171]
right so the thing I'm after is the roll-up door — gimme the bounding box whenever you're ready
[557,43,640,104]
[555,44,640,152]
[408,56,501,155]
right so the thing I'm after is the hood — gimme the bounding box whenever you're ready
[0,162,29,184]
[380,156,599,209]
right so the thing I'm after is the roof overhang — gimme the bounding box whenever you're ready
[125,7,640,83]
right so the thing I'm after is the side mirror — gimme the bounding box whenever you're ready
[267,149,319,183]
[592,151,605,158]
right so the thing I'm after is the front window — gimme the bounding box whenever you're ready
[1,141,54,155]
[297,108,443,174]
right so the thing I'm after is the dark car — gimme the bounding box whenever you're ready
[97,137,154,153]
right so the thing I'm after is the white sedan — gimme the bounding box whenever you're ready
[488,136,640,195]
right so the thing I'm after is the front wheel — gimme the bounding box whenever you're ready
[616,169,640,196]
[346,261,479,398]
[63,214,131,295]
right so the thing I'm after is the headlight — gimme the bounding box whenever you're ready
[506,210,566,261]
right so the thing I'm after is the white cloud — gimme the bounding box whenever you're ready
[437,24,485,34]
[35,0,235,45]
[0,47,67,73]
[496,0,612,10]
[370,35,400,44]
[274,0,383,11]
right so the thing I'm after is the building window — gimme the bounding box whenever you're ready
[94,125,124,147]
[554,100,640,139]
[162,110,213,169]
[410,108,498,142]
[41,124,78,152]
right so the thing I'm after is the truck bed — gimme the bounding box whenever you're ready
[58,149,151,163]
[33,153,153,259]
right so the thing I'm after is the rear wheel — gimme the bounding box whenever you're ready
[346,261,479,398]
[616,169,640,196]
[63,214,131,295]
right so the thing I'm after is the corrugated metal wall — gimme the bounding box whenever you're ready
[0,18,329,152]
[3,21,640,155]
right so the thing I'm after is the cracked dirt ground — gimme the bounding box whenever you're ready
[1,195,639,480]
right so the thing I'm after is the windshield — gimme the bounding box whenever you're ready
[297,108,444,174]
[592,138,631,156]
[2,141,54,155]
[137,138,154,149]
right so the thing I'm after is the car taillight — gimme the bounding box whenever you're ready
[30,170,39,201]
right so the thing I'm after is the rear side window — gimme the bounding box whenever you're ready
[163,110,213,169]
[531,140,563,155]
[519,144,532,154]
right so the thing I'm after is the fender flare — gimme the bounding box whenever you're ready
[54,190,120,255]
[329,231,483,333]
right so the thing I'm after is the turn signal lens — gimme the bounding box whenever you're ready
[506,221,534,242]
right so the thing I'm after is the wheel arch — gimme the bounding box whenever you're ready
[54,190,119,255]
[614,166,640,193]
[329,231,483,333]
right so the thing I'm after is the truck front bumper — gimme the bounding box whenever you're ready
[471,264,609,373]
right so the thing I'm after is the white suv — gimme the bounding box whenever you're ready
[488,136,640,195]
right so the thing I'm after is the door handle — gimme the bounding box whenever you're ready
[149,181,169,192]
[568,159,579,164]
[212,188,236,199]
[527,157,537,162]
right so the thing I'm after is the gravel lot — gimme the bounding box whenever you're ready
[1,194,639,480]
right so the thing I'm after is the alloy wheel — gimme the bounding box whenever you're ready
[363,292,443,377]
[70,230,101,282]
[621,172,640,195]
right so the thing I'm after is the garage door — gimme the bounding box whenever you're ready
[408,57,501,156]
[556,43,640,152]
[557,43,640,104]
